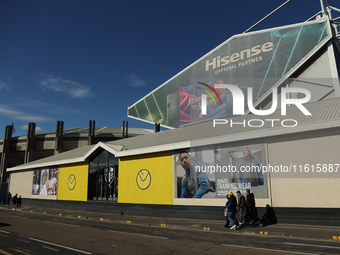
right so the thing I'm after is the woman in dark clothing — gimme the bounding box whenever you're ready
[12,194,18,210]
[16,195,22,210]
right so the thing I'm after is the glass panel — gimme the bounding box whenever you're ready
[88,150,118,201]
[98,151,108,200]
[88,156,98,200]
[108,153,118,200]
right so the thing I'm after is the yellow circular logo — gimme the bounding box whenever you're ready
[67,174,76,190]
[136,169,151,190]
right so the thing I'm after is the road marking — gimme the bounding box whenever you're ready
[107,230,169,239]
[0,230,10,234]
[222,244,320,255]
[42,246,59,251]
[0,249,12,255]
[29,238,91,254]
[284,242,340,250]
[43,220,80,227]
[10,248,30,255]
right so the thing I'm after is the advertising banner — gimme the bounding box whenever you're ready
[118,152,173,205]
[32,166,58,196]
[128,20,329,127]
[174,142,268,199]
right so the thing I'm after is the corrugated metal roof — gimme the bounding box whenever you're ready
[108,97,340,153]
[7,145,96,171]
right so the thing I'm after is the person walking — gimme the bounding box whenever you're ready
[7,192,12,206]
[16,195,22,210]
[226,191,239,230]
[236,190,247,226]
[222,204,230,229]
[12,194,18,211]
[246,189,263,227]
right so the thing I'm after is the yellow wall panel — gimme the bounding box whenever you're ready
[58,162,88,201]
[118,151,173,205]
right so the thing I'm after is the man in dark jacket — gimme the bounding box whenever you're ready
[246,189,263,227]
[226,191,239,230]
[236,190,247,225]
[12,194,18,211]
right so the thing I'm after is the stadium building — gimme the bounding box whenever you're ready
[4,1,340,223]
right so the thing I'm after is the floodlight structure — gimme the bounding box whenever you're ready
[244,0,340,54]
[317,0,340,56]
[243,0,292,34]
[241,0,340,116]
[244,0,340,36]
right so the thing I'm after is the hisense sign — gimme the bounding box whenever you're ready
[205,42,273,72]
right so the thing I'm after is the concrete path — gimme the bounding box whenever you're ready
[2,205,339,243]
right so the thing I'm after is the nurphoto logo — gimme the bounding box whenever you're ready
[200,84,312,128]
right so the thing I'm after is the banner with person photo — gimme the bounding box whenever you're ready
[173,142,268,199]
[32,166,59,196]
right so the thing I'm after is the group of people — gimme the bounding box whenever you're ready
[224,189,262,230]
[7,192,22,210]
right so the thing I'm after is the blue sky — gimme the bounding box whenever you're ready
[0,0,327,138]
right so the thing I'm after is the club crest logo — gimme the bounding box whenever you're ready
[136,169,151,190]
[67,174,76,190]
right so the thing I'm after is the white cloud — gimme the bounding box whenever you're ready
[21,125,42,132]
[125,73,148,87]
[12,97,87,116]
[0,104,53,122]
[0,80,10,90]
[38,73,93,99]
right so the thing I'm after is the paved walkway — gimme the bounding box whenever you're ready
[1,205,340,243]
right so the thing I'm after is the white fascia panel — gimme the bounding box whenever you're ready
[6,157,85,172]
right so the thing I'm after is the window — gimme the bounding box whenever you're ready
[88,150,118,201]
